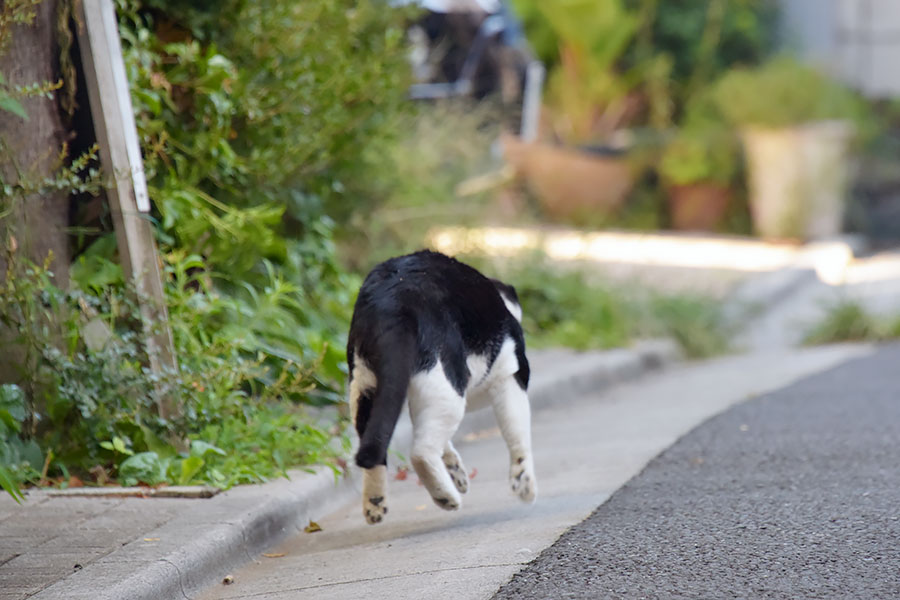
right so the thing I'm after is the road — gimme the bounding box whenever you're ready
[197,344,869,600]
[495,343,900,599]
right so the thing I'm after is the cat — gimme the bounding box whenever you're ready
[347,250,536,524]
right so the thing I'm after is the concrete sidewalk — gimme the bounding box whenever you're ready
[0,341,678,600]
[193,344,871,600]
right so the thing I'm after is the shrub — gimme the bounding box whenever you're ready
[713,56,863,128]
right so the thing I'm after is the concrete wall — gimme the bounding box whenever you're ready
[780,0,900,98]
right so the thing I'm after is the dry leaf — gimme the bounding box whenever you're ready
[263,552,286,558]
[304,521,322,533]
[143,538,160,542]
[468,467,478,479]
[222,574,234,585]
[414,504,427,511]
[394,467,408,481]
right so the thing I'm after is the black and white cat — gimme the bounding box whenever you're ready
[347,250,536,524]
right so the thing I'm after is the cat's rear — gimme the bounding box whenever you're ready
[347,250,535,524]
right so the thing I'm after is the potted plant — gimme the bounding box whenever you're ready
[713,57,862,240]
[659,124,738,231]
[500,0,641,222]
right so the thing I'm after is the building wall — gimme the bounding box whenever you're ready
[780,0,900,98]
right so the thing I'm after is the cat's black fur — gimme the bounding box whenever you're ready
[348,250,529,470]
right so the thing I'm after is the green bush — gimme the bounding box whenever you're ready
[713,56,863,128]
[803,300,900,345]
[483,257,731,358]
[1,0,415,491]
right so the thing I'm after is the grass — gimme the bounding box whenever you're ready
[477,256,732,359]
[803,299,900,345]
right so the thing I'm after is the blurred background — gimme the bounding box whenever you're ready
[3,0,900,493]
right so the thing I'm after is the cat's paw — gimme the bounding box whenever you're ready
[444,459,469,494]
[510,457,537,503]
[431,493,461,511]
[363,495,388,524]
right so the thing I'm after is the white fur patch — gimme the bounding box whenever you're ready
[466,353,490,389]
[466,338,520,411]
[348,354,376,429]
[500,293,523,323]
[408,362,466,511]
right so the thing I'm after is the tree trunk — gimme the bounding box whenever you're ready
[0,0,71,289]
[0,0,71,385]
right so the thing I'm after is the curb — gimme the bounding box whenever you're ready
[32,340,680,600]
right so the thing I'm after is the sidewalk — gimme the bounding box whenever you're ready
[193,344,870,600]
[0,341,678,600]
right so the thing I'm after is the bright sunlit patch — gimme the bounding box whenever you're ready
[428,226,806,273]
[842,253,900,285]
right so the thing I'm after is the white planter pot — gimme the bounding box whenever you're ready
[741,120,852,240]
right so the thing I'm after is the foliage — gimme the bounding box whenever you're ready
[518,0,641,142]
[659,93,738,186]
[713,56,864,129]
[347,100,507,266]
[803,300,900,345]
[623,0,778,101]
[509,0,779,141]
[2,0,415,492]
[1,383,35,502]
[486,257,730,358]
[659,129,737,186]
[0,248,349,491]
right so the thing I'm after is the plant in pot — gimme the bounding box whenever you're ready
[500,0,644,221]
[712,57,863,240]
[659,124,738,232]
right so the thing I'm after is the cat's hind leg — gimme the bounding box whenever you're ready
[408,365,466,511]
[361,465,388,524]
[443,441,468,494]
[490,375,537,503]
[349,362,390,524]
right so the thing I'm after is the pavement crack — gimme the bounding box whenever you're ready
[160,557,191,600]
[0,553,20,568]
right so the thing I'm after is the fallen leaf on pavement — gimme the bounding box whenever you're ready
[223,574,234,585]
[394,466,408,481]
[468,467,478,479]
[304,521,322,533]
[143,538,160,542]
[415,504,427,511]
[263,552,286,558]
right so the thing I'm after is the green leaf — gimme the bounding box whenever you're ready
[0,465,25,504]
[178,456,204,485]
[0,94,28,120]
[112,436,131,455]
[119,452,166,486]
[139,425,177,459]
[0,384,26,423]
[190,440,226,459]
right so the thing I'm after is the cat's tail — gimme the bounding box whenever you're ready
[354,331,417,470]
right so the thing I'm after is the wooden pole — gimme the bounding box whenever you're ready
[75,0,179,420]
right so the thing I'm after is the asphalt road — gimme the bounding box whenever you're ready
[494,344,900,600]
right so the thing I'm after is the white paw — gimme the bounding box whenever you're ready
[430,491,461,511]
[363,495,388,524]
[444,459,469,494]
[510,457,537,503]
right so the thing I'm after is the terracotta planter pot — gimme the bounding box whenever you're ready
[501,134,635,222]
[666,183,732,231]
